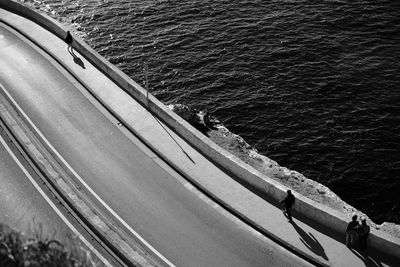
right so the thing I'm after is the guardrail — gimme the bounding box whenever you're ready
[1,0,399,257]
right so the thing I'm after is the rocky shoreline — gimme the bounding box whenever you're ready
[21,0,399,240]
[18,0,399,241]
[169,104,400,239]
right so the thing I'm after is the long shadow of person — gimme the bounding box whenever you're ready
[290,220,329,261]
[68,49,85,69]
[349,248,383,267]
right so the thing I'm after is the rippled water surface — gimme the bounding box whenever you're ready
[20,0,400,224]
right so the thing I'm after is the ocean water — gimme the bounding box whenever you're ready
[19,0,400,224]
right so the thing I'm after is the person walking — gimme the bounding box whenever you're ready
[280,190,295,222]
[346,214,359,248]
[359,217,370,250]
[65,31,73,53]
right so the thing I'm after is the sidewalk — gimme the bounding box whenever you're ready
[1,7,398,267]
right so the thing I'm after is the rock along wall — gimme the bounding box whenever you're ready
[1,0,399,257]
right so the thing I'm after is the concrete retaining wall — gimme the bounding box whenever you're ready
[1,0,399,257]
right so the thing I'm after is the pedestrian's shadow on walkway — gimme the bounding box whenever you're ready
[349,248,383,267]
[237,187,396,267]
[290,220,329,261]
[69,49,85,69]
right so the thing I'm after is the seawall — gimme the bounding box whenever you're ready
[1,0,399,258]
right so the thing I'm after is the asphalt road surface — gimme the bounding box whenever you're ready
[0,126,71,240]
[0,23,309,267]
[0,105,120,267]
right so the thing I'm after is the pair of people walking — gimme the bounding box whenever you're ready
[280,190,371,251]
[345,214,370,250]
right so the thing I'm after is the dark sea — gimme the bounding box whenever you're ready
[20,0,400,224]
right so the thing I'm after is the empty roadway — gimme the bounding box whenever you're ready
[0,93,118,267]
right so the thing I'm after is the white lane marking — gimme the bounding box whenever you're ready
[0,81,174,266]
[0,134,113,267]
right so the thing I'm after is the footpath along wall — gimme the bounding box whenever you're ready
[1,0,399,257]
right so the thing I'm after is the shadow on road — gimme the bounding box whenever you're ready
[290,220,329,261]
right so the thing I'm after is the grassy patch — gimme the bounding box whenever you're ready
[0,223,98,267]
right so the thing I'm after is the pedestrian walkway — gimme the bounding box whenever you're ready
[1,7,399,267]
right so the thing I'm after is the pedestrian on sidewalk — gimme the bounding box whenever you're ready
[358,217,370,250]
[346,214,359,248]
[65,31,73,54]
[280,190,295,221]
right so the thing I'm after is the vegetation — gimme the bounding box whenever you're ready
[0,223,97,267]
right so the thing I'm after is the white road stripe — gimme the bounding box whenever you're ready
[0,81,174,266]
[0,134,113,267]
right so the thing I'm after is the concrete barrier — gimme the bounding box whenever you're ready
[1,0,399,257]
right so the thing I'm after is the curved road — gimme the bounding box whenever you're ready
[0,100,120,267]
[0,24,308,266]
[0,126,71,240]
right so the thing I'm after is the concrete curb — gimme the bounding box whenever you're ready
[0,82,166,266]
[1,0,399,259]
[1,14,325,266]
